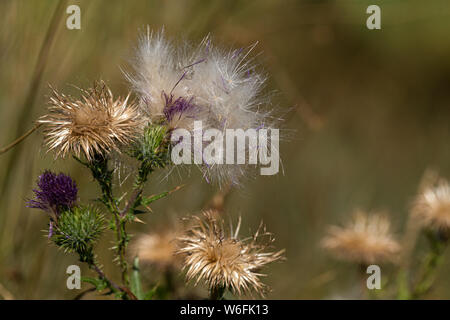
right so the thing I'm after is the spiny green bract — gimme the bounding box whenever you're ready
[52,205,105,261]
[129,123,171,184]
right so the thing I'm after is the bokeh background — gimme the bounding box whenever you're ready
[0,0,449,299]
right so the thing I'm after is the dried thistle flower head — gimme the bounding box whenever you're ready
[322,211,401,265]
[131,229,180,270]
[39,81,142,162]
[412,178,450,233]
[177,210,285,296]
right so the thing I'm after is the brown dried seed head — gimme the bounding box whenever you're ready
[322,211,401,265]
[176,210,285,296]
[39,81,142,161]
[131,229,181,270]
[412,179,450,232]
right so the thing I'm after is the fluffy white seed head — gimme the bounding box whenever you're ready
[126,28,278,187]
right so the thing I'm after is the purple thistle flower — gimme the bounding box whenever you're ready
[27,170,78,217]
[163,92,197,123]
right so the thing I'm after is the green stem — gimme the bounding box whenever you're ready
[117,219,129,286]
[411,231,447,299]
[396,269,411,300]
[75,154,129,286]
[87,259,137,300]
[89,260,122,294]
[74,144,159,290]
[79,247,132,299]
[113,167,155,287]
[120,162,154,217]
[130,257,144,300]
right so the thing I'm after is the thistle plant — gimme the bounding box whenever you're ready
[30,81,179,298]
[26,29,284,300]
[126,28,279,186]
[131,227,182,299]
[322,211,401,267]
[408,177,450,299]
[177,211,285,299]
[27,171,122,294]
[321,211,401,298]
[320,173,450,300]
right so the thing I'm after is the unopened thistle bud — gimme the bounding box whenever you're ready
[51,206,105,262]
[128,123,171,184]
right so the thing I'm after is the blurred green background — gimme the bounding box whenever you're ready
[0,0,450,299]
